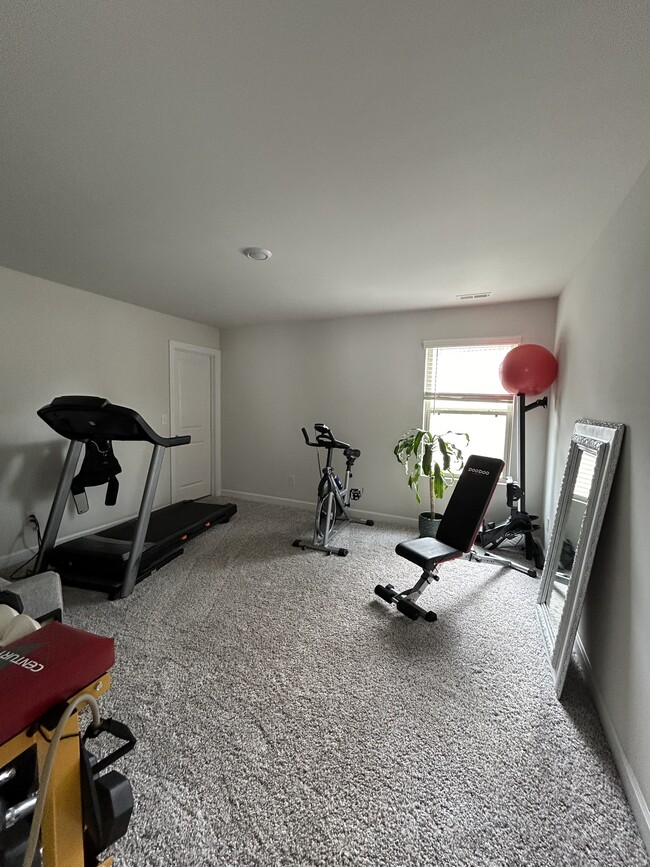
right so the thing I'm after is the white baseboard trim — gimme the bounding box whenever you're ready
[575,634,650,853]
[0,547,40,575]
[2,493,417,576]
[220,490,313,510]
[220,489,418,528]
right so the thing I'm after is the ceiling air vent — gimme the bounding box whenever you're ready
[456,292,492,301]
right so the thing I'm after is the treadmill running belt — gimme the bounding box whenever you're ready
[98,501,236,543]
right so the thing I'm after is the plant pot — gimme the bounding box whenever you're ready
[418,511,443,538]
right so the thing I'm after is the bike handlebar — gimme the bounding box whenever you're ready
[301,423,357,454]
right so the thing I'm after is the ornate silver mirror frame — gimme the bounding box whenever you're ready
[537,419,625,698]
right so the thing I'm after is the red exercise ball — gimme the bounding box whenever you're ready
[499,344,558,396]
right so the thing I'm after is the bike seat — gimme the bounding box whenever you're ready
[344,447,360,459]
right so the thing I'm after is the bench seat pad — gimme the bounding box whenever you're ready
[395,538,461,571]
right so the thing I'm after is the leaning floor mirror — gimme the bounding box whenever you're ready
[537,419,625,698]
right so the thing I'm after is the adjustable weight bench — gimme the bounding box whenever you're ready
[375,454,504,622]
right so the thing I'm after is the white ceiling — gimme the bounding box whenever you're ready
[1,1,649,328]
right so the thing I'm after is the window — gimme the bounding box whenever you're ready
[572,449,597,502]
[423,339,520,473]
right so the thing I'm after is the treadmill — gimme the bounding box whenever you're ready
[34,396,237,599]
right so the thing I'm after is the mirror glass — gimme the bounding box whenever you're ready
[537,420,624,698]
[547,449,597,632]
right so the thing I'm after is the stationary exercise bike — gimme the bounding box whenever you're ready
[292,424,374,556]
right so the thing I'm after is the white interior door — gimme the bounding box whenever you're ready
[170,342,220,502]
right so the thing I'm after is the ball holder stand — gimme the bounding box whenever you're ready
[472,393,546,578]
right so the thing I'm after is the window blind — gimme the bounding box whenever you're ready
[424,342,518,401]
[574,450,597,501]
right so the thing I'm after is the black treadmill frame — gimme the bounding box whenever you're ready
[34,396,235,598]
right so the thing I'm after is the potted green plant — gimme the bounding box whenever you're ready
[394,428,469,537]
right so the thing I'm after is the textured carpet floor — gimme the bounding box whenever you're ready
[64,501,649,866]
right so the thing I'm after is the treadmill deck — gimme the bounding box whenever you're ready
[49,500,237,597]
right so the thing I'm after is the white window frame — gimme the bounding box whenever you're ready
[422,337,521,477]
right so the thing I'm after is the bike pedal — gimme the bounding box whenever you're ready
[350,488,363,500]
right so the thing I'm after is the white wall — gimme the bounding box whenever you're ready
[220,298,557,524]
[0,267,220,571]
[548,162,650,843]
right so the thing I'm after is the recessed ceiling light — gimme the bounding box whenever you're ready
[242,247,272,261]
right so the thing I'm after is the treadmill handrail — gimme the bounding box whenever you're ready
[37,396,190,447]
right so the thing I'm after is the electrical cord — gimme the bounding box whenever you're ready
[8,516,42,579]
[30,515,43,549]
[21,693,101,867]
[8,554,37,580]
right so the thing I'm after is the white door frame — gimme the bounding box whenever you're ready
[169,340,221,501]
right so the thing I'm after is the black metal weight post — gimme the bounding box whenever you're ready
[473,393,546,577]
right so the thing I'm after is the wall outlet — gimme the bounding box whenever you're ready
[161,414,168,426]
[288,475,296,487]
